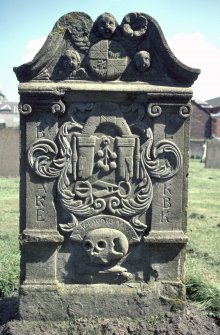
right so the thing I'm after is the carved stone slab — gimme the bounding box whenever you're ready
[14,11,200,320]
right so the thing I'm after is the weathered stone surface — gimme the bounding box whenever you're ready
[14,11,200,320]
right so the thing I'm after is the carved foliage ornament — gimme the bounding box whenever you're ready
[29,102,182,263]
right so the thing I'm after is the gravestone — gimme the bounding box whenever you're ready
[205,138,220,168]
[14,12,200,320]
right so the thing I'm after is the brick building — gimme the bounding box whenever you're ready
[190,97,220,158]
[211,111,220,137]
[0,90,19,128]
[190,100,212,157]
[0,102,19,128]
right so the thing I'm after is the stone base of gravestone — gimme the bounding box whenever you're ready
[19,275,185,321]
[205,138,220,168]
[1,300,220,335]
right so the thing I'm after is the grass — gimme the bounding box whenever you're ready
[0,160,219,317]
[186,159,220,318]
[0,178,19,297]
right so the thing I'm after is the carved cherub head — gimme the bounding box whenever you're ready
[133,50,151,72]
[62,50,81,72]
[95,13,117,39]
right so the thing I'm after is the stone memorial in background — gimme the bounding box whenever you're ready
[205,138,220,168]
[14,11,200,320]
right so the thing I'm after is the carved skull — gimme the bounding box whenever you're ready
[82,228,129,264]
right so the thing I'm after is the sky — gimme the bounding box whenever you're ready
[0,0,220,102]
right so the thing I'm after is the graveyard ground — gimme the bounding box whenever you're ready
[0,159,219,334]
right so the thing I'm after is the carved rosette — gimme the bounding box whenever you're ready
[121,13,148,40]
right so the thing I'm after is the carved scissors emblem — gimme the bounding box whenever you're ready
[92,180,131,198]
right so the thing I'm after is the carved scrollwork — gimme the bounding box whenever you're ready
[142,128,182,179]
[108,172,153,217]
[179,105,190,118]
[19,103,32,115]
[147,104,162,118]
[28,139,66,178]
[28,119,82,179]
[51,100,66,115]
[58,169,106,218]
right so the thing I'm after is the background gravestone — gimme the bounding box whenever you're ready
[205,138,220,168]
[14,11,200,320]
[0,128,19,177]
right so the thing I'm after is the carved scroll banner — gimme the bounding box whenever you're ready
[14,11,200,320]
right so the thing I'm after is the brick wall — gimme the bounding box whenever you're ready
[211,118,220,137]
[190,102,211,139]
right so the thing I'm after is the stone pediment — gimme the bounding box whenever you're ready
[14,12,200,86]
